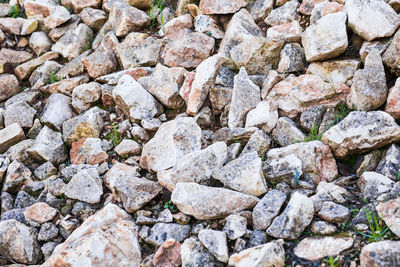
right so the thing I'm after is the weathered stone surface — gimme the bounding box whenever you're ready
[0,74,19,102]
[377,197,400,238]
[198,230,228,263]
[228,240,285,267]
[302,12,347,62]
[64,168,103,204]
[152,239,182,267]
[267,74,349,118]
[265,0,299,26]
[252,189,287,230]
[145,223,191,246]
[44,6,71,29]
[105,163,162,212]
[41,76,89,96]
[213,151,267,196]
[199,0,246,14]
[186,54,225,115]
[24,202,57,224]
[385,77,400,118]
[358,172,394,201]
[277,43,305,73]
[347,50,387,111]
[43,203,141,267]
[158,142,226,191]
[311,181,350,211]
[266,192,314,239]
[322,111,400,157]
[346,0,400,41]
[228,68,261,129]
[267,21,302,43]
[113,74,162,123]
[80,7,107,31]
[114,139,141,158]
[171,182,259,220]
[140,117,201,172]
[376,144,400,181]
[223,214,247,240]
[194,15,224,39]
[109,2,149,37]
[311,221,337,235]
[0,219,41,264]
[271,117,306,146]
[72,82,101,113]
[294,236,353,261]
[307,59,360,86]
[15,51,58,80]
[138,63,186,109]
[181,237,218,267]
[2,160,32,193]
[245,101,278,133]
[29,60,62,89]
[161,32,215,68]
[82,51,117,79]
[4,101,36,129]
[360,241,400,266]
[0,123,25,154]
[318,201,350,223]
[70,138,108,165]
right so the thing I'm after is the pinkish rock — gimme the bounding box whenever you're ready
[199,0,246,14]
[24,202,58,224]
[161,14,193,40]
[299,0,325,15]
[70,0,101,13]
[70,138,108,165]
[385,78,400,119]
[267,21,302,43]
[153,239,182,267]
[82,51,117,79]
[0,74,19,102]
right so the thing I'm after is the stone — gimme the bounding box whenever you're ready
[64,168,103,204]
[302,12,347,62]
[0,74,19,102]
[41,93,72,131]
[376,197,400,238]
[41,76,89,96]
[44,6,71,29]
[309,1,344,24]
[307,59,360,86]
[72,82,102,113]
[4,101,36,129]
[299,0,325,15]
[145,223,191,246]
[157,142,226,191]
[0,219,41,264]
[181,237,217,267]
[198,230,228,263]
[310,181,350,211]
[199,0,246,14]
[213,151,267,196]
[265,0,300,26]
[38,223,58,242]
[194,15,224,39]
[321,111,400,157]
[186,54,225,115]
[383,29,400,76]
[277,43,305,73]
[228,241,285,267]
[109,2,150,37]
[2,160,33,194]
[294,236,353,261]
[318,201,350,223]
[24,202,57,224]
[80,7,107,31]
[152,239,182,267]
[117,33,163,69]
[267,21,302,43]
[266,192,314,239]
[267,74,349,118]
[70,0,101,12]
[376,144,400,181]
[29,60,62,89]
[300,105,326,132]
[27,126,67,166]
[360,241,400,266]
[271,117,306,146]
[240,129,271,156]
[347,50,387,111]
[70,138,108,165]
[161,32,215,68]
[346,0,400,41]
[223,214,247,240]
[247,0,274,22]
[171,182,259,220]
[113,74,163,123]
[0,123,25,153]
[252,189,287,230]
[140,117,201,172]
[228,68,261,129]
[0,48,33,73]
[161,14,193,40]
[385,78,400,119]
[24,0,56,21]
[105,163,162,212]
[138,63,186,109]
[311,221,337,235]
[15,51,58,80]
[114,139,141,158]
[82,51,117,79]
[34,162,57,180]
[360,38,390,62]
[358,172,394,201]
[48,15,80,42]
[43,204,141,267]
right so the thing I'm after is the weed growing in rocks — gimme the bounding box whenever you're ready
[105,125,122,146]
[356,208,392,242]
[47,71,60,84]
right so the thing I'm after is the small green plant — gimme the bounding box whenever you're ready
[333,102,350,124]
[397,170,400,181]
[7,4,24,18]
[48,70,60,84]
[164,200,178,213]
[304,125,322,142]
[149,0,165,32]
[357,208,392,242]
[105,125,122,147]
[83,33,93,51]
[323,256,340,267]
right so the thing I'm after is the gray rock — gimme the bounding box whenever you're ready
[277,43,305,73]
[41,93,73,131]
[252,189,287,230]
[271,117,306,146]
[181,237,219,267]
[72,82,102,113]
[265,0,299,26]
[376,144,400,181]
[29,60,62,89]
[240,130,271,157]
[0,192,13,213]
[247,0,274,22]
[310,181,350,211]
[14,191,35,209]
[38,222,58,242]
[34,162,57,180]
[1,208,26,224]
[223,214,247,240]
[4,101,36,129]
[245,101,278,133]
[64,168,103,204]
[198,229,229,263]
[3,161,32,194]
[300,105,326,132]
[41,242,58,260]
[145,223,191,246]
[318,201,350,223]
[266,192,314,239]
[360,241,400,266]
[248,230,268,248]
[358,172,394,201]
[0,123,25,153]
[311,221,337,235]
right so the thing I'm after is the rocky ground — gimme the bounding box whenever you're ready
[1,0,400,266]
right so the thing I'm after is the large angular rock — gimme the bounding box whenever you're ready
[186,54,225,115]
[360,241,400,266]
[70,138,108,165]
[322,111,400,157]
[266,192,314,239]
[347,50,387,111]
[157,142,226,191]
[171,182,259,220]
[52,23,93,60]
[252,189,287,230]
[105,163,162,212]
[72,82,102,114]
[264,141,338,186]
[213,151,267,196]
[228,241,285,267]
[377,197,400,238]
[43,204,141,267]
[161,32,215,68]
[4,101,36,129]
[64,168,103,204]
[358,172,394,201]
[247,0,274,22]
[0,123,25,153]
[267,21,303,43]
[41,76,89,96]
[345,0,400,41]
[82,51,117,79]
[198,230,228,263]
[138,63,186,109]
[265,0,299,26]
[113,74,162,123]
[0,74,19,102]
[267,74,349,118]
[302,12,347,62]
[294,236,353,261]
[228,67,261,128]
[109,2,150,37]
[0,219,41,264]
[376,144,400,181]
[140,117,201,172]
[199,0,246,14]
[44,6,71,29]
[245,100,278,133]
[271,117,306,146]
[15,51,58,80]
